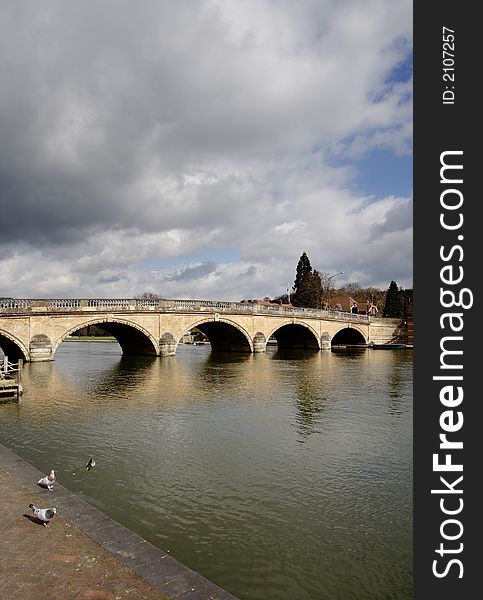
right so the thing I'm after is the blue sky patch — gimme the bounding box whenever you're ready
[354,150,412,199]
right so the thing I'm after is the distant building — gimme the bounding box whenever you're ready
[325,293,367,314]
[240,299,293,307]
[253,299,293,307]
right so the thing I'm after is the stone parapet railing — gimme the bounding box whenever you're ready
[0,299,31,310]
[0,297,391,324]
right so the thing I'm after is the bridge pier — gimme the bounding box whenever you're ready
[320,332,331,350]
[253,332,267,353]
[29,334,54,362]
[159,332,177,356]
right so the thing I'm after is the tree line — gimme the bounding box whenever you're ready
[273,251,412,318]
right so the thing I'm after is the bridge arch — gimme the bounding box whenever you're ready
[268,321,321,351]
[54,318,159,357]
[182,318,253,352]
[0,330,29,361]
[330,325,367,346]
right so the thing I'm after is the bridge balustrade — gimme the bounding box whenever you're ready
[200,301,232,309]
[87,299,132,309]
[327,310,370,323]
[135,299,160,308]
[173,300,199,309]
[173,300,233,310]
[0,299,31,310]
[49,299,81,309]
[0,298,370,323]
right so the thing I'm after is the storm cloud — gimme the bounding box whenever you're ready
[0,0,412,299]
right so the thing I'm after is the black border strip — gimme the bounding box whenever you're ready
[414,2,478,598]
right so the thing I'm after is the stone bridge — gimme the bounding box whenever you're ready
[0,298,405,362]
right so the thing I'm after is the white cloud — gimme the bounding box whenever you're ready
[0,0,412,299]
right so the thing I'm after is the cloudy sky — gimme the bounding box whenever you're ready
[0,0,412,301]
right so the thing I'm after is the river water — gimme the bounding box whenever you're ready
[0,341,412,600]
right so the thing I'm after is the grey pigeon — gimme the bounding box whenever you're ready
[85,458,96,471]
[37,469,55,491]
[29,504,57,527]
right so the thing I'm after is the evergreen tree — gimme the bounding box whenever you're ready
[293,251,312,295]
[310,270,323,308]
[292,252,323,308]
[383,281,403,317]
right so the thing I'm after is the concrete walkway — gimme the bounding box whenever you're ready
[0,443,238,600]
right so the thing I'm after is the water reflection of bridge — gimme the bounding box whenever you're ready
[0,298,404,362]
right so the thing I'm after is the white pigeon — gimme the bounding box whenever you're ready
[37,469,56,491]
[29,503,57,527]
[85,458,96,471]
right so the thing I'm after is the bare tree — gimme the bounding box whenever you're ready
[343,282,361,297]
[363,287,386,309]
[135,292,161,301]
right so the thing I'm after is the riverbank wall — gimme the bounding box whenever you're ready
[0,442,238,600]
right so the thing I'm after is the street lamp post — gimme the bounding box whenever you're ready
[327,271,344,310]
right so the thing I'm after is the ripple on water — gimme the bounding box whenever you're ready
[0,343,412,600]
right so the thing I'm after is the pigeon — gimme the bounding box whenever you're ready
[37,469,55,491]
[85,458,96,471]
[29,504,57,527]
